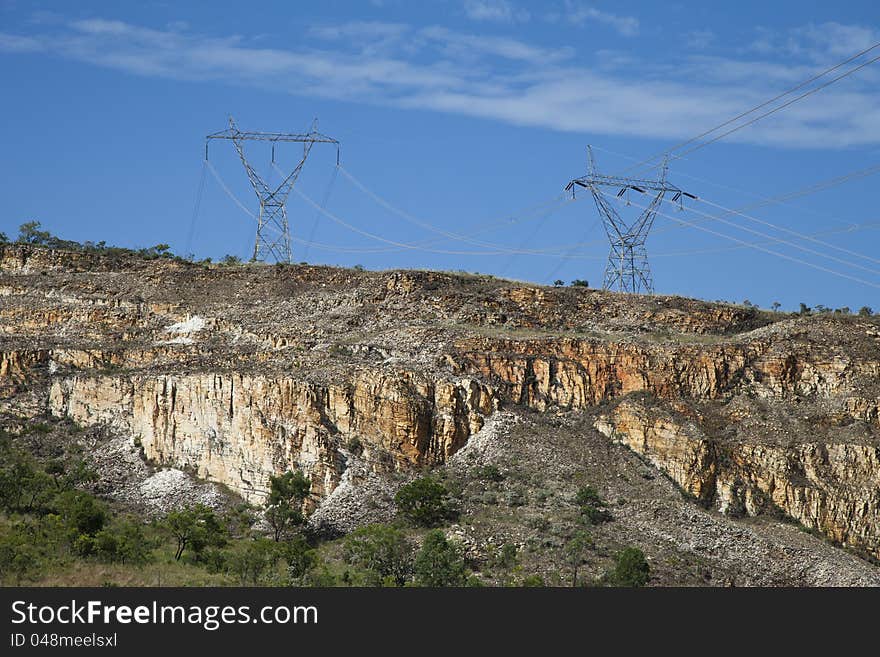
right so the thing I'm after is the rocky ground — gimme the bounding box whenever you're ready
[3,243,880,585]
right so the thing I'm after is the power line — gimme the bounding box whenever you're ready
[603,190,880,290]
[621,40,880,173]
[674,52,880,160]
[649,221,880,258]
[692,195,880,267]
[184,160,208,258]
[294,187,589,256]
[656,194,880,276]
[207,151,880,272]
[594,144,880,245]
[338,164,575,252]
[302,164,339,262]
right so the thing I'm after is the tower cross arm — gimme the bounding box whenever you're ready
[566,174,692,196]
[206,129,339,145]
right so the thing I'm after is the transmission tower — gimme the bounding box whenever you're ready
[206,117,340,263]
[565,147,695,294]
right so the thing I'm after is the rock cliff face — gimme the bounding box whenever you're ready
[48,370,495,503]
[3,244,880,562]
[595,399,880,559]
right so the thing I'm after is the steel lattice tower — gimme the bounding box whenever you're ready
[206,117,339,263]
[566,147,695,294]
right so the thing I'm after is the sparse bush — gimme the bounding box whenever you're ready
[607,547,650,587]
[498,543,518,569]
[229,537,283,585]
[859,306,874,317]
[575,486,612,525]
[505,488,527,507]
[570,279,589,288]
[395,477,455,527]
[94,517,153,565]
[563,531,592,587]
[413,530,467,587]
[343,524,413,586]
[474,464,504,482]
[163,504,227,561]
[220,254,242,265]
[284,535,317,584]
[521,574,545,587]
[553,279,564,287]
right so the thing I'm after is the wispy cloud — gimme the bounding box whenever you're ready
[463,0,530,24]
[745,22,880,60]
[1,18,879,149]
[551,2,640,37]
[421,26,572,63]
[0,31,42,52]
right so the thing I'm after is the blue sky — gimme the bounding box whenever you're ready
[2,1,880,311]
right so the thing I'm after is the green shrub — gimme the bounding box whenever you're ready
[283,535,317,584]
[395,477,455,527]
[163,504,227,561]
[265,470,311,541]
[575,486,612,525]
[343,524,413,587]
[414,530,467,587]
[474,464,504,482]
[608,547,650,587]
[228,537,283,585]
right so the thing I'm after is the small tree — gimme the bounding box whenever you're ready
[771,301,781,312]
[395,477,455,527]
[414,530,467,587]
[220,254,242,265]
[264,470,311,541]
[17,221,52,245]
[575,485,612,525]
[608,547,650,587]
[343,524,414,586]
[564,531,592,587]
[570,279,590,288]
[230,537,282,585]
[54,490,107,538]
[95,517,153,565]
[284,535,317,584]
[859,306,874,317]
[799,303,811,316]
[0,232,8,244]
[164,504,226,561]
[553,279,564,287]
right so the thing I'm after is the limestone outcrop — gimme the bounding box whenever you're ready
[4,244,880,561]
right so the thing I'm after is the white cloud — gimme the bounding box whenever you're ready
[421,26,572,63]
[0,32,43,52]
[560,2,639,37]
[309,20,409,42]
[745,22,880,61]
[463,0,530,24]
[2,18,879,149]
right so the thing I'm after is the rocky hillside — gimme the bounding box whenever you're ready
[3,243,880,585]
